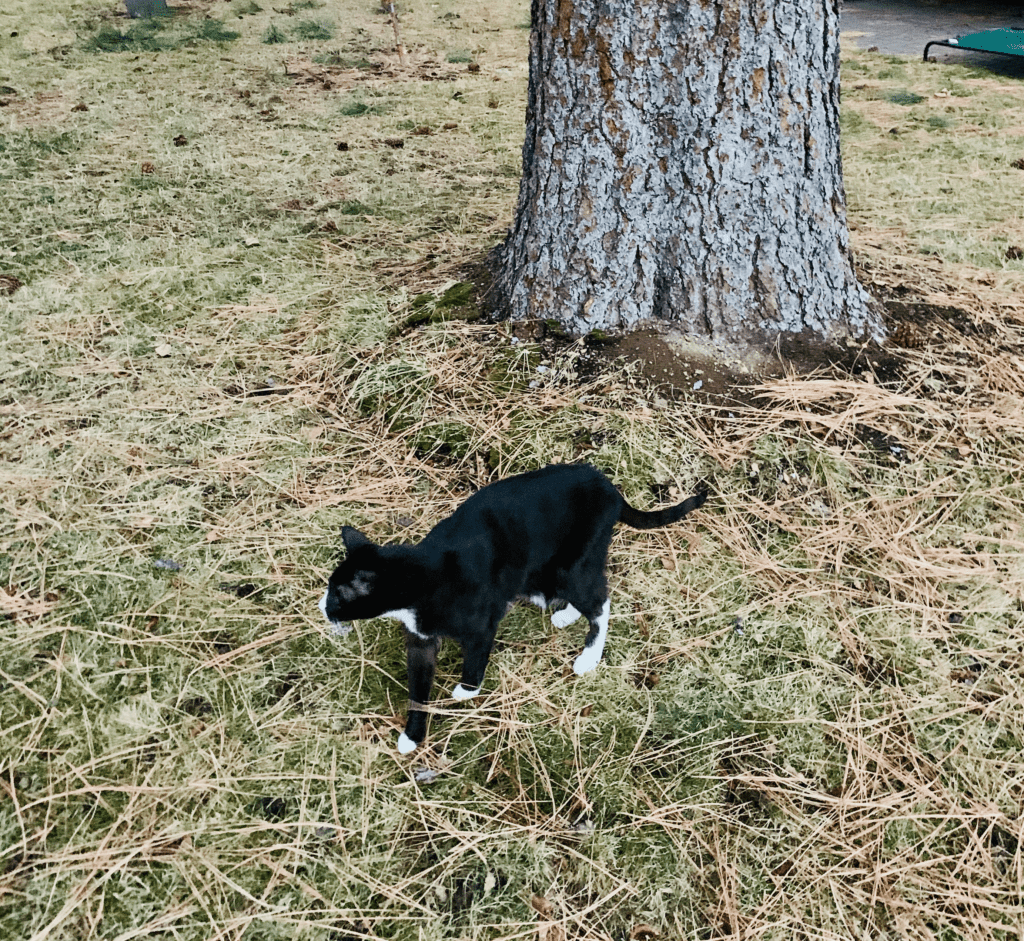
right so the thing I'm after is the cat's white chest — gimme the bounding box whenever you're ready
[382,608,428,639]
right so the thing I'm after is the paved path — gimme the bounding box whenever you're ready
[841,0,1024,77]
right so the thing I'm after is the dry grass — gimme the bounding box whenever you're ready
[1,3,1023,940]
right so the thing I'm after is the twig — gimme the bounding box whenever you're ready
[385,2,407,66]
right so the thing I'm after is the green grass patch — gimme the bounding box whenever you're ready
[260,22,289,44]
[292,18,334,41]
[886,88,926,105]
[339,99,384,117]
[83,17,239,53]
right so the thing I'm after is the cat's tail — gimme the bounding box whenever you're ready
[618,486,708,530]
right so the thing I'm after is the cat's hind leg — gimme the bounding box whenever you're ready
[453,620,499,701]
[526,594,580,627]
[573,598,610,675]
[551,604,582,628]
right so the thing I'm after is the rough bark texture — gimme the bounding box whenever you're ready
[491,0,884,352]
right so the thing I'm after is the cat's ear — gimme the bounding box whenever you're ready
[341,526,373,551]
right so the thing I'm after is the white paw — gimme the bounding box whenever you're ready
[573,647,601,675]
[552,604,582,628]
[452,684,480,701]
[397,732,418,754]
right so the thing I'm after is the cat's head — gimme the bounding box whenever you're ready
[320,526,399,628]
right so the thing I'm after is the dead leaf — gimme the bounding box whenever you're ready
[631,670,660,689]
[630,926,660,941]
[0,274,23,296]
[154,343,174,357]
[0,585,57,621]
[530,895,553,917]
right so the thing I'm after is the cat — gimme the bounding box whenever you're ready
[319,462,706,754]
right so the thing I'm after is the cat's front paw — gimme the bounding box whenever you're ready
[452,684,481,701]
[397,732,420,754]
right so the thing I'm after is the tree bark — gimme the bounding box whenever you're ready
[490,0,884,353]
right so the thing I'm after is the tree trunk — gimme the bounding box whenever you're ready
[490,0,884,354]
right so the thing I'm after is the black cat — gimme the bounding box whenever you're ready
[320,463,706,753]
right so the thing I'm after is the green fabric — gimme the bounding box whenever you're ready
[949,28,1024,56]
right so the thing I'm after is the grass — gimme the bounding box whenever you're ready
[2,2,1024,939]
